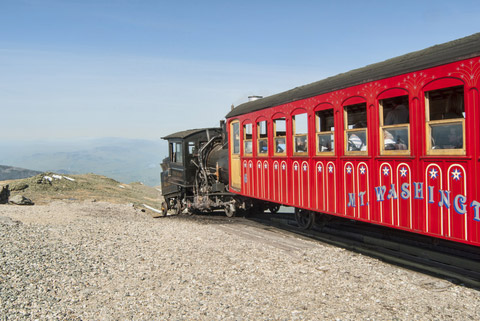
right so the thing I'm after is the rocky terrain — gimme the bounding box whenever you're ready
[0,175,479,320]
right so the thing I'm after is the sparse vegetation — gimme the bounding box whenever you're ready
[2,172,163,210]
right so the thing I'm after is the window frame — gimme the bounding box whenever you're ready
[231,121,240,155]
[257,120,268,157]
[425,85,466,156]
[273,117,287,156]
[344,102,368,155]
[315,108,335,156]
[292,112,308,156]
[378,95,410,156]
[243,122,253,156]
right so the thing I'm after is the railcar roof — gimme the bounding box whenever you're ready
[226,32,480,119]
[162,128,221,140]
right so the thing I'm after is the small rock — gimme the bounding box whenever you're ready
[9,195,34,206]
[0,216,21,226]
[0,184,9,204]
[10,183,29,192]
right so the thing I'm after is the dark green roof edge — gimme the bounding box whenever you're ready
[226,33,480,119]
[162,127,221,140]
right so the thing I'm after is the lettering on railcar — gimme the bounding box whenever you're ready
[348,182,480,222]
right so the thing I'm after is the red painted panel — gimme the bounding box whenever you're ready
[378,163,394,225]
[425,163,443,236]
[344,162,355,218]
[301,161,310,208]
[292,161,301,206]
[326,162,336,213]
[446,164,467,241]
[315,161,325,211]
[396,163,413,229]
[356,162,370,220]
[263,161,270,200]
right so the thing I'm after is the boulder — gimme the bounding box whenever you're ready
[9,195,34,206]
[0,184,9,204]
[10,183,29,192]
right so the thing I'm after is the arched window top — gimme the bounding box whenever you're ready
[423,77,464,92]
[241,119,253,126]
[255,115,268,123]
[272,112,287,120]
[314,102,334,112]
[342,96,366,106]
[377,88,409,100]
[291,108,308,116]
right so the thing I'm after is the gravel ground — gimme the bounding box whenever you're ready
[1,200,479,320]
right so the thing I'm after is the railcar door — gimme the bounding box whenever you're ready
[230,120,242,190]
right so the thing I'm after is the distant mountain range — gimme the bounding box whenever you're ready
[0,165,42,181]
[0,137,167,186]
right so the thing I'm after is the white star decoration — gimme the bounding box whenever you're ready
[400,167,407,177]
[303,164,307,172]
[282,164,286,170]
[317,164,322,172]
[429,168,438,179]
[328,165,333,173]
[359,166,366,175]
[274,164,278,170]
[346,165,352,174]
[452,168,462,181]
[294,164,298,171]
[264,163,267,169]
[383,166,390,176]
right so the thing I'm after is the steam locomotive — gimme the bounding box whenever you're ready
[160,122,279,217]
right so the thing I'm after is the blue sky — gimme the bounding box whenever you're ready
[1,0,480,141]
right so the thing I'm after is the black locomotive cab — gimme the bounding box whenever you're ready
[161,127,225,214]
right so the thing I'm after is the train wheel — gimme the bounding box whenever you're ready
[295,208,315,230]
[174,199,182,215]
[268,204,280,214]
[160,201,168,217]
[224,204,236,217]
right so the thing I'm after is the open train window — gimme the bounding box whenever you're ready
[344,103,367,155]
[243,123,253,156]
[316,109,334,155]
[379,95,410,155]
[293,113,308,155]
[273,118,286,156]
[425,86,465,155]
[257,120,268,156]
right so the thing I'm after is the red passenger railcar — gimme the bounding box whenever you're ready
[225,33,480,247]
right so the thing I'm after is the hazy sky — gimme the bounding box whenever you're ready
[1,0,480,141]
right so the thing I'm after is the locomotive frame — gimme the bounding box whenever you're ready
[225,33,480,247]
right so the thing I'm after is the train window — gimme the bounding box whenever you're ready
[257,120,268,156]
[243,123,253,155]
[274,118,286,155]
[344,103,367,154]
[316,109,334,154]
[232,122,240,154]
[170,142,183,163]
[188,142,195,155]
[426,86,465,155]
[379,95,410,155]
[293,113,308,155]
